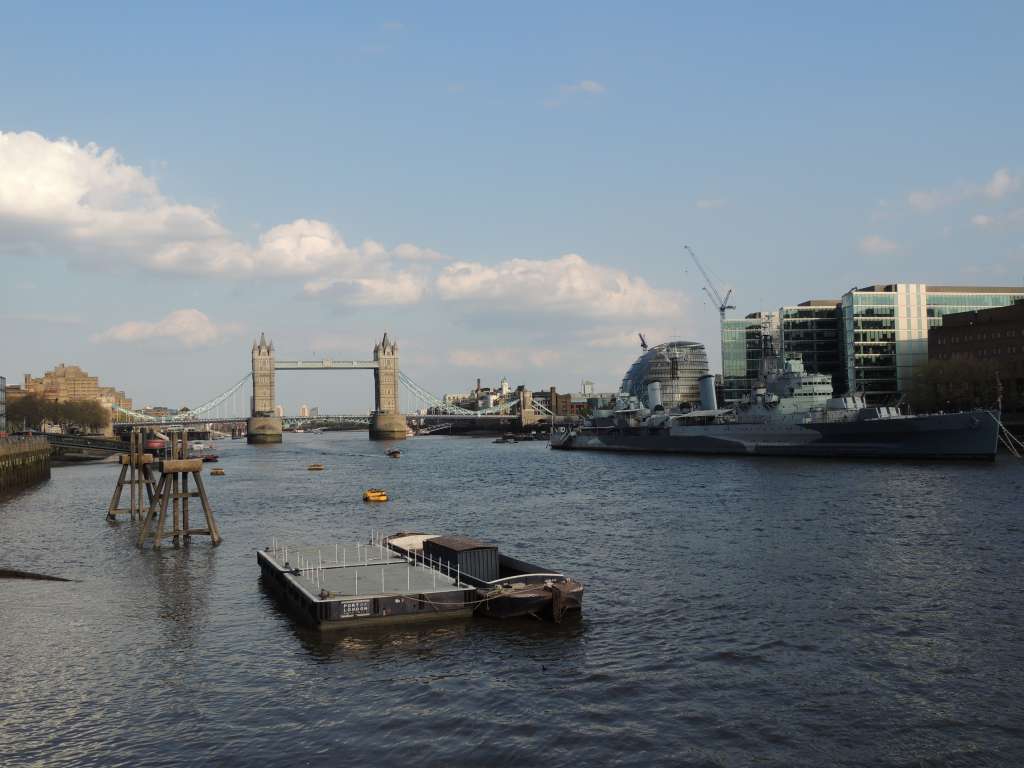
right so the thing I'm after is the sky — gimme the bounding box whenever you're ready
[2,1,1023,414]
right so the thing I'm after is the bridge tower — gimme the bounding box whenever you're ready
[370,332,407,440]
[247,332,283,444]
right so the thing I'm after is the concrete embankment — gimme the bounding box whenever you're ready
[0,436,51,495]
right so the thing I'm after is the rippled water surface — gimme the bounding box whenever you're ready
[2,433,1023,767]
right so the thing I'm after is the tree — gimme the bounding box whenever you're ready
[6,394,48,430]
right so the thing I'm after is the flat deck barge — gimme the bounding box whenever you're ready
[258,538,475,629]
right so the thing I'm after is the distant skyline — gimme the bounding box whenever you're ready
[2,2,1023,413]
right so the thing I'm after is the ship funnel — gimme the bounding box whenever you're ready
[699,374,718,411]
[647,381,663,411]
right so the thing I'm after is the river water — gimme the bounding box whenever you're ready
[1,433,1022,767]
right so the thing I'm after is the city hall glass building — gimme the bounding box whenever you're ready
[621,341,709,408]
[842,284,1024,403]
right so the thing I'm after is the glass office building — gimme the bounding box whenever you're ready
[720,312,779,401]
[621,340,709,408]
[780,300,844,395]
[842,284,1024,403]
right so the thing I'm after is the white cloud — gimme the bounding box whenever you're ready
[303,271,427,305]
[859,235,899,255]
[562,80,606,95]
[546,80,607,108]
[696,198,726,210]
[92,309,238,348]
[908,167,1020,212]
[392,243,447,262]
[971,213,994,228]
[984,168,1020,199]
[436,253,680,318]
[0,131,444,302]
[0,130,224,257]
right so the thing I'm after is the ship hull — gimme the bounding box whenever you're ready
[550,411,999,460]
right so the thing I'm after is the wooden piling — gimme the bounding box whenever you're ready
[137,429,221,549]
[106,428,156,521]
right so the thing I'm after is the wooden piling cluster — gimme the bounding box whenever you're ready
[0,436,51,495]
[106,430,157,520]
[136,431,222,549]
[105,429,222,549]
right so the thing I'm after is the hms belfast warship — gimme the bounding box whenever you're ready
[551,345,1000,461]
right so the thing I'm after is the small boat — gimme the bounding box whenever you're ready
[144,438,166,451]
[363,488,389,502]
[200,453,219,463]
[210,468,225,476]
[385,533,583,622]
[493,436,517,444]
[308,463,325,471]
[386,449,401,459]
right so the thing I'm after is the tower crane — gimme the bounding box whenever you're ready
[684,245,734,321]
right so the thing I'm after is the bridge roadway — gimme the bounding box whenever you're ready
[113,413,553,428]
[274,360,378,370]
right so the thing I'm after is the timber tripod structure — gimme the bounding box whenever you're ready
[136,431,222,549]
[107,429,157,521]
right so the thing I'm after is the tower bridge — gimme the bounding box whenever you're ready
[111,330,555,439]
[249,332,405,443]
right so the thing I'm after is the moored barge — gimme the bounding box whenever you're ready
[258,537,475,629]
[386,533,584,622]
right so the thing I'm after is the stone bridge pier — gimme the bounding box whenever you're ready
[247,333,283,444]
[369,333,406,440]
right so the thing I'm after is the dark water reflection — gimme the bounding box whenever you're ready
[1,433,1023,767]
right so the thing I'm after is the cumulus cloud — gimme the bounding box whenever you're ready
[303,271,428,305]
[985,168,1020,199]
[908,167,1021,212]
[0,131,442,303]
[967,208,1024,230]
[436,253,680,318]
[91,309,239,348]
[859,235,899,255]
[0,130,224,257]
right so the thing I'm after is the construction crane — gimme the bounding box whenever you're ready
[684,245,734,321]
[638,333,648,351]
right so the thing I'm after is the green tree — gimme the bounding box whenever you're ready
[6,394,48,430]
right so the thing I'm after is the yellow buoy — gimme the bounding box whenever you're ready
[210,468,225,476]
[362,488,389,502]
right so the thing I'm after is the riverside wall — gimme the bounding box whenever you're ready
[0,436,51,495]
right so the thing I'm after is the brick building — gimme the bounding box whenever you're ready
[929,301,1024,416]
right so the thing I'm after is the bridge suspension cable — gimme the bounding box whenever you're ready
[112,373,253,424]
[398,372,476,415]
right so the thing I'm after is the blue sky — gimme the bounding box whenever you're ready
[2,2,1023,413]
